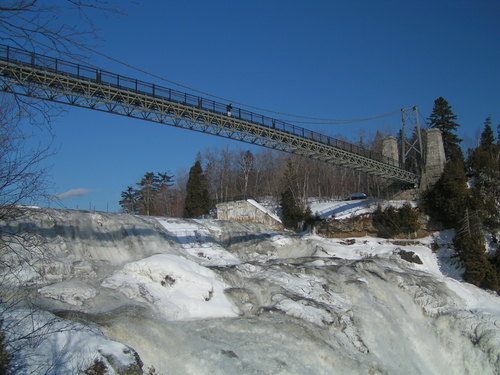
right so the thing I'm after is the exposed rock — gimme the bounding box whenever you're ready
[397,249,423,264]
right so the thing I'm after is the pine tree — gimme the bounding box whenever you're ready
[421,151,468,228]
[137,172,161,216]
[372,203,420,238]
[119,172,175,216]
[467,117,500,230]
[398,202,421,233]
[497,122,500,145]
[184,160,210,218]
[280,188,302,230]
[428,97,462,160]
[453,209,499,291]
[119,186,140,214]
[480,116,495,148]
[373,204,399,238]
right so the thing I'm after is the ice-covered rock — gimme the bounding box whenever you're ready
[0,305,142,374]
[1,207,500,374]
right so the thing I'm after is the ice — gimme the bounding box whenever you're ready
[157,218,241,266]
[102,254,239,320]
[1,205,500,374]
[0,305,141,374]
[38,280,97,306]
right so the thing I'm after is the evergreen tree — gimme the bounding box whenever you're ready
[467,117,500,230]
[280,188,302,230]
[480,116,495,148]
[421,151,468,228]
[372,203,420,238]
[137,172,161,216]
[373,204,399,238]
[398,202,421,233]
[119,172,175,216]
[497,122,500,145]
[453,209,499,291]
[184,160,210,218]
[119,186,140,214]
[428,97,462,160]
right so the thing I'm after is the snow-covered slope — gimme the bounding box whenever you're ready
[1,206,500,374]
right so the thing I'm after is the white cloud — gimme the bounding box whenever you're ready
[51,188,92,200]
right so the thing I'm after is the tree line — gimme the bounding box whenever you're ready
[119,134,394,218]
[421,97,500,292]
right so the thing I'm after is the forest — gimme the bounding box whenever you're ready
[119,132,393,218]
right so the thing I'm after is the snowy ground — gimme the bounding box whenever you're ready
[1,203,500,374]
[307,197,412,219]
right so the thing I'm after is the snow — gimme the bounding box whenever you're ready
[1,306,139,374]
[1,203,500,374]
[101,254,238,320]
[308,198,379,219]
[156,217,241,266]
[247,198,282,223]
[38,280,97,306]
[307,198,414,219]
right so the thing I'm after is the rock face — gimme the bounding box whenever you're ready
[316,212,440,239]
[316,215,377,238]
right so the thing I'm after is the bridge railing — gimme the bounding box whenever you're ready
[0,44,412,172]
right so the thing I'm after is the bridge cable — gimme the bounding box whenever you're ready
[79,46,401,125]
[15,27,402,126]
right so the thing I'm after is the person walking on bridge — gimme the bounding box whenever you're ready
[226,103,232,116]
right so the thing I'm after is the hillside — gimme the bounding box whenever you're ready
[1,205,500,374]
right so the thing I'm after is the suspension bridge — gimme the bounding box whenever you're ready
[0,44,421,185]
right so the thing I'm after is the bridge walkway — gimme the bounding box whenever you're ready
[0,44,419,184]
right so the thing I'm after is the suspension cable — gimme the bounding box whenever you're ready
[20,32,404,125]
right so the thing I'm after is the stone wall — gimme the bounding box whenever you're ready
[216,200,284,230]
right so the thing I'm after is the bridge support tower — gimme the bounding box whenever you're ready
[420,128,446,191]
[382,136,399,166]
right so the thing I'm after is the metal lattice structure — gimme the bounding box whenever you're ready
[0,44,420,184]
[401,106,424,173]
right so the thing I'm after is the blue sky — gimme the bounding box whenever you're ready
[19,0,499,212]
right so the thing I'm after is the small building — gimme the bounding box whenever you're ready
[216,199,283,230]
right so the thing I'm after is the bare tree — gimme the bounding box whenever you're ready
[237,150,254,198]
[0,2,125,372]
[1,0,124,55]
[0,96,55,221]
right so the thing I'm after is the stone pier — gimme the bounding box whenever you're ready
[421,128,446,190]
[382,136,399,166]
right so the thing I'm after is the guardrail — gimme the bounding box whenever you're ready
[0,44,413,172]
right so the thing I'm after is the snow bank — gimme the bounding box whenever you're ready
[102,254,239,320]
[156,218,240,266]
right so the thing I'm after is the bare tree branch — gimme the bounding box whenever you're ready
[0,0,124,59]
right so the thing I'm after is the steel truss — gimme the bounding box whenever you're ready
[0,45,419,184]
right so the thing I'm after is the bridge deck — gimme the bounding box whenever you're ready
[0,44,419,184]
